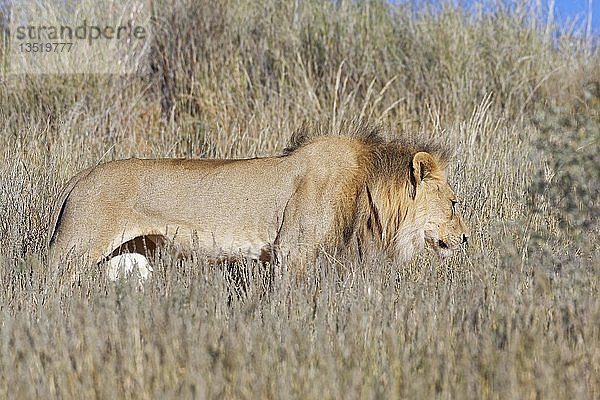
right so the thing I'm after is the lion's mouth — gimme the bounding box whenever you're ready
[433,239,453,258]
[424,234,455,258]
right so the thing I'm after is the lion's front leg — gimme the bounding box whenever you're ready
[274,190,337,274]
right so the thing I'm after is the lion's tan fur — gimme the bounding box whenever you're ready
[48,125,468,271]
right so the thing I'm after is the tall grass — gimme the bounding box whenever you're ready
[0,0,599,398]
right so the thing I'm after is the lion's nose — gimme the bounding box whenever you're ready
[462,234,468,244]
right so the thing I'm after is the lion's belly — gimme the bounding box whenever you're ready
[134,190,286,261]
[156,224,273,261]
[196,232,270,260]
[129,163,294,261]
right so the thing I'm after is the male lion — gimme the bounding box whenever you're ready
[48,126,468,277]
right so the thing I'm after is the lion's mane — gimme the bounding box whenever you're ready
[282,122,451,261]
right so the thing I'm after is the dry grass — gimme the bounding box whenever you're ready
[0,0,599,398]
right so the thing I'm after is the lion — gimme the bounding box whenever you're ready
[47,126,468,277]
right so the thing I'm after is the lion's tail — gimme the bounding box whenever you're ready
[47,166,94,250]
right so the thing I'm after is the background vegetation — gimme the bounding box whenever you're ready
[0,0,598,398]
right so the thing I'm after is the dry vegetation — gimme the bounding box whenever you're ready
[0,0,599,398]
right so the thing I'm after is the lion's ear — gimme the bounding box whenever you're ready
[412,152,437,183]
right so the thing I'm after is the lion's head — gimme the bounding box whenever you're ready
[410,151,469,258]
